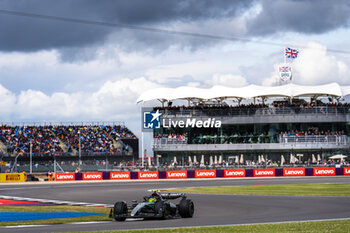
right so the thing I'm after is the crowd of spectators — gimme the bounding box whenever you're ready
[0,124,137,155]
[280,130,345,138]
[154,101,350,116]
[154,130,347,145]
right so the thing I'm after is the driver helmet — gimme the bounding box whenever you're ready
[151,190,161,198]
[148,197,157,203]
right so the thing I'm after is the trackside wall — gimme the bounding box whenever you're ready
[50,167,350,181]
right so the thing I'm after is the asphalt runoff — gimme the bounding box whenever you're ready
[0,176,349,233]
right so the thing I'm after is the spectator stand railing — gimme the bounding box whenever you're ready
[153,135,349,146]
[279,135,348,145]
[160,106,350,118]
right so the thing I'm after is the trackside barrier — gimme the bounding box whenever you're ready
[283,168,305,176]
[109,172,131,180]
[55,173,75,181]
[194,170,216,178]
[50,167,350,182]
[223,169,246,177]
[0,173,25,182]
[344,167,350,175]
[138,171,159,179]
[82,172,103,180]
[313,167,336,176]
[305,168,314,176]
[253,168,275,177]
[166,170,187,179]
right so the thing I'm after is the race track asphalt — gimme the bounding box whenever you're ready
[0,176,349,233]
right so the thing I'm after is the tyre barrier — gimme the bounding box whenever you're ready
[52,167,350,181]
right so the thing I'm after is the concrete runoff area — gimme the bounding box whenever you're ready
[0,176,348,233]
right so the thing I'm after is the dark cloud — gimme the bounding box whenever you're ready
[0,0,253,52]
[1,0,350,58]
[247,0,350,35]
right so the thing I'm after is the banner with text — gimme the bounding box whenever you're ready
[55,173,75,181]
[0,173,25,182]
[110,172,131,180]
[166,170,187,179]
[283,168,305,176]
[138,171,159,179]
[253,169,275,177]
[195,170,216,178]
[313,167,336,176]
[82,172,103,180]
[224,169,246,177]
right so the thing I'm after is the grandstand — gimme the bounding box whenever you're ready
[138,83,350,166]
[0,123,138,173]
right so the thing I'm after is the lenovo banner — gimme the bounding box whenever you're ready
[138,171,159,179]
[224,169,246,177]
[253,169,275,177]
[166,170,187,179]
[313,167,336,176]
[195,170,216,178]
[110,172,131,180]
[82,172,103,180]
[283,168,305,176]
[343,167,350,175]
[55,173,75,181]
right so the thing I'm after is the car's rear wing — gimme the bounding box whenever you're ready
[160,192,186,200]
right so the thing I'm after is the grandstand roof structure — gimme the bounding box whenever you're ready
[137,82,350,103]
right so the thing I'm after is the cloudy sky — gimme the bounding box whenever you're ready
[1,0,350,142]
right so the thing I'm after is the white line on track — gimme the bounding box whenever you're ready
[69,221,107,225]
[4,225,51,228]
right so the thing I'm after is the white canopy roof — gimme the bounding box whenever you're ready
[137,82,348,103]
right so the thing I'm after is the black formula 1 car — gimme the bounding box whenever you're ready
[109,190,194,221]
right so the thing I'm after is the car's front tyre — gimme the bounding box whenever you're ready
[155,201,168,219]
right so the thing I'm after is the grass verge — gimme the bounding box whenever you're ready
[169,183,350,196]
[0,205,111,226]
[70,219,350,233]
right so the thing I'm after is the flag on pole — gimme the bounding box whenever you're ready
[279,66,291,72]
[279,66,292,81]
[285,47,299,59]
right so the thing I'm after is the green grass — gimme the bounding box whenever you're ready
[169,183,350,196]
[71,219,350,233]
[0,205,111,226]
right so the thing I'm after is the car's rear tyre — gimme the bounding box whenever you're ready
[179,199,194,218]
[155,201,168,219]
[113,202,127,221]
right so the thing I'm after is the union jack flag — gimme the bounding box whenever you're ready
[285,48,299,59]
[279,66,291,72]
